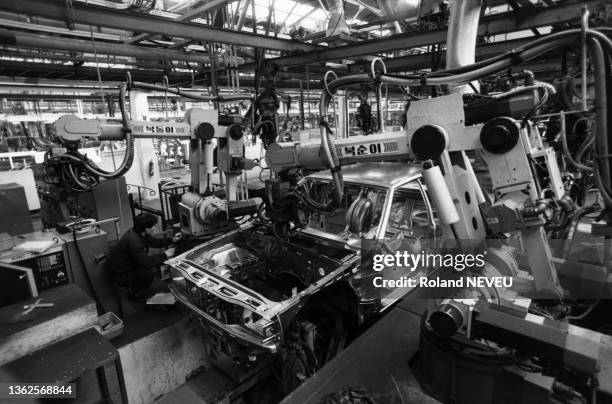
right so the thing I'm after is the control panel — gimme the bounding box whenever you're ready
[6,248,69,291]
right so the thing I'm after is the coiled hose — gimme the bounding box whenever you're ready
[82,83,135,180]
[53,83,135,190]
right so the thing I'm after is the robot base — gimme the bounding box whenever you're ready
[416,314,555,404]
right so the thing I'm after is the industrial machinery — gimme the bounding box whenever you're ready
[166,18,612,404]
[41,13,612,401]
[43,82,262,240]
[0,232,68,293]
[167,161,445,390]
[0,228,116,312]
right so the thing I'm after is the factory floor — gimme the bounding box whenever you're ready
[152,298,438,404]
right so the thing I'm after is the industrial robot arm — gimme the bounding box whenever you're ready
[46,80,261,237]
[263,28,612,297]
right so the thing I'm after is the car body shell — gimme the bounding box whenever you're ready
[166,162,431,353]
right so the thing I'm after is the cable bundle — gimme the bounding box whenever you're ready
[49,83,135,192]
[319,28,612,212]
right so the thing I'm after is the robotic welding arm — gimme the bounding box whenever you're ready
[263,28,612,296]
[47,81,261,237]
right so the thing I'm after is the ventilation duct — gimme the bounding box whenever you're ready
[376,0,445,33]
[445,0,482,93]
[325,0,350,37]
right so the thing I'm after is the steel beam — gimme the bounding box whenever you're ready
[0,11,128,38]
[0,60,199,84]
[0,93,117,100]
[0,18,122,41]
[244,0,599,67]
[127,0,232,44]
[0,62,322,89]
[0,29,217,63]
[0,49,187,71]
[0,0,318,52]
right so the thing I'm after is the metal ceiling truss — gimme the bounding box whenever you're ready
[0,0,603,89]
[0,29,222,64]
[0,60,319,89]
[242,0,600,68]
[0,0,319,52]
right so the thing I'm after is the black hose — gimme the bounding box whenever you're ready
[317,86,344,206]
[426,30,581,77]
[83,83,135,180]
[563,205,600,257]
[316,28,612,213]
[295,187,335,214]
[589,38,612,208]
[54,83,135,191]
[574,118,595,167]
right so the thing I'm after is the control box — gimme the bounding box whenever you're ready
[0,232,68,292]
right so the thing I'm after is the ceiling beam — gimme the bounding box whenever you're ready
[0,11,128,38]
[240,0,598,68]
[0,0,319,52]
[0,93,121,100]
[127,0,233,44]
[0,17,121,41]
[0,76,122,88]
[0,48,186,70]
[506,0,541,37]
[0,60,200,84]
[0,62,319,89]
[0,29,212,64]
[0,29,224,64]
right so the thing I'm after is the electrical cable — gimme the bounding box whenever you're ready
[568,300,599,320]
[573,117,595,166]
[51,83,135,192]
[563,205,600,258]
[82,83,134,179]
[316,28,612,215]
[589,37,612,208]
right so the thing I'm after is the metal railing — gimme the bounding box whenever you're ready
[126,184,162,226]
[158,181,190,229]
[127,182,190,230]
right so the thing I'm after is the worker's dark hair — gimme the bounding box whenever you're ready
[133,213,158,233]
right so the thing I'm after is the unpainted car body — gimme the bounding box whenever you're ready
[166,162,441,361]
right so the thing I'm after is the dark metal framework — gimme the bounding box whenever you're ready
[0,0,606,90]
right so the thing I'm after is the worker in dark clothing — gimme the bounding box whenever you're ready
[356,94,373,135]
[107,213,181,301]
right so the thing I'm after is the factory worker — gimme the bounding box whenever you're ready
[107,213,181,301]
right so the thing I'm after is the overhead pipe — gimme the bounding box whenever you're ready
[0,29,219,64]
[445,0,482,93]
[0,49,199,72]
[325,0,350,37]
[374,0,445,33]
[376,0,420,33]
